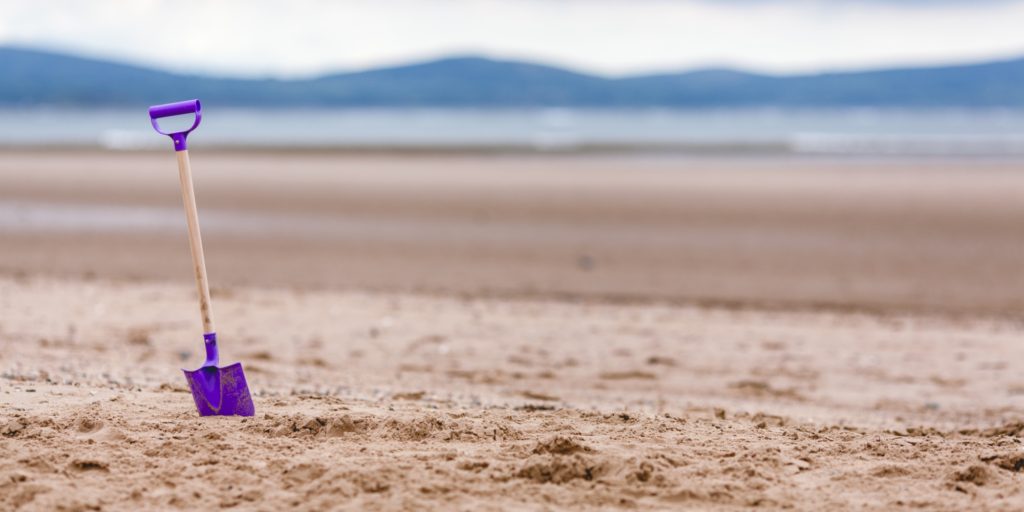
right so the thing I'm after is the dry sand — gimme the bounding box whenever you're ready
[2,151,1024,510]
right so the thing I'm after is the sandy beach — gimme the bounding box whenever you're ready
[3,151,1024,510]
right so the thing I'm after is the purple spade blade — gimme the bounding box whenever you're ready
[182,332,255,416]
[183,363,255,416]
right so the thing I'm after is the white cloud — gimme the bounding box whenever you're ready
[0,0,1023,77]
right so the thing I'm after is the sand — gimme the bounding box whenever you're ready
[2,151,1024,510]
[2,150,1024,314]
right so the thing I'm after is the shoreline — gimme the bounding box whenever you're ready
[6,145,1024,160]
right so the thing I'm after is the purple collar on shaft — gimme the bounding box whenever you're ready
[148,99,202,151]
[202,332,219,367]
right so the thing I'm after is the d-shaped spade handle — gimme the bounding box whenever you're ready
[149,99,202,151]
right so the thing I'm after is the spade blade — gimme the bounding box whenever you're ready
[183,363,255,417]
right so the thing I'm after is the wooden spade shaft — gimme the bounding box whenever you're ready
[175,150,215,334]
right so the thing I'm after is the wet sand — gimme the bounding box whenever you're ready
[2,151,1024,509]
[1,150,1024,314]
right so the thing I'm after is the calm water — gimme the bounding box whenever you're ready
[3,107,1024,156]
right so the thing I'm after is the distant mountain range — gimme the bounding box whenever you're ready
[3,46,1024,107]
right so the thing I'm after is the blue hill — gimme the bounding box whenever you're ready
[2,46,1024,107]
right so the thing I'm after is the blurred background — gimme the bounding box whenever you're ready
[2,0,1024,314]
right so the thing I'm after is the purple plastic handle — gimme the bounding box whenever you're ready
[148,99,202,151]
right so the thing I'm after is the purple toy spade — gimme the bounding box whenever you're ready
[149,99,255,417]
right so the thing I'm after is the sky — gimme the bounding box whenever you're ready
[1,0,1024,78]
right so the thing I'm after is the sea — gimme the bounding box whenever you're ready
[3,107,1024,157]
